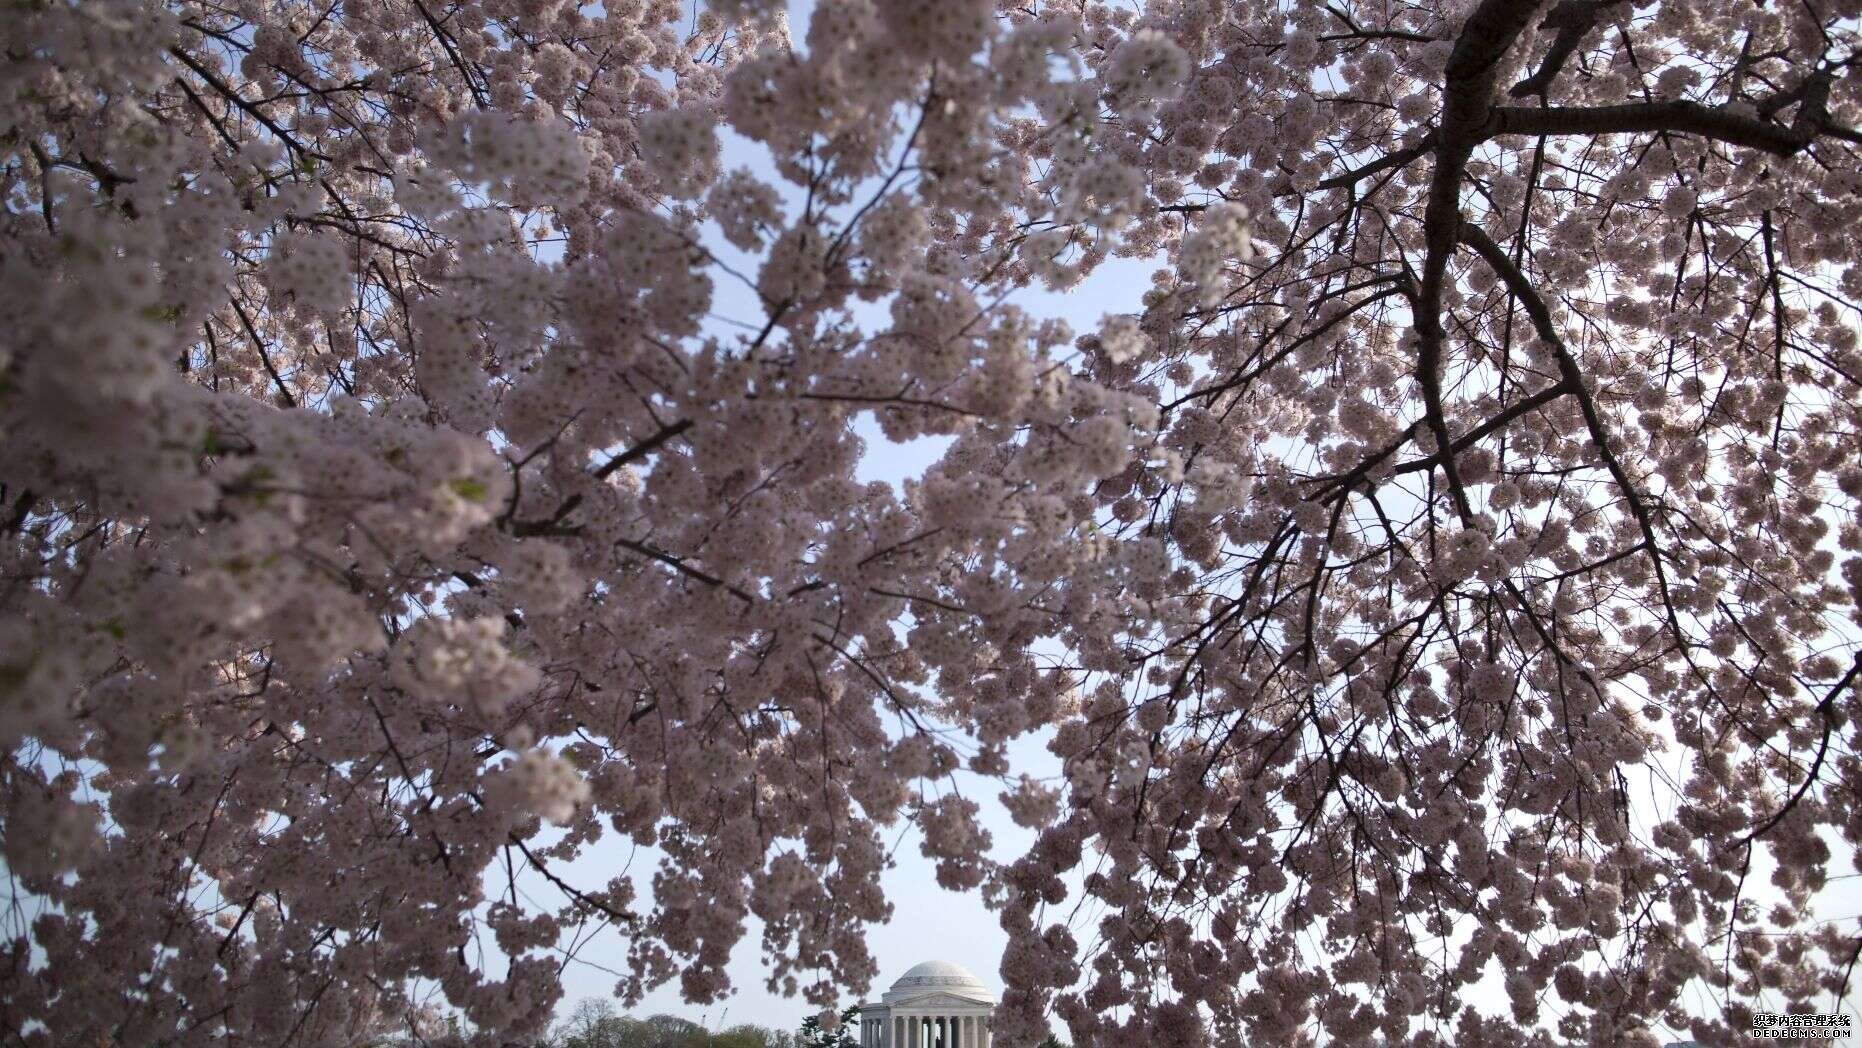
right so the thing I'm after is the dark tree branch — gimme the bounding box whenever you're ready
[1455,222,1566,354]
[1415,0,1548,518]
[1458,222,1686,641]
[168,48,329,166]
[509,836,636,923]
[591,419,693,480]
[1315,133,1436,192]
[1491,91,1854,157]
[1509,0,1631,99]
[226,299,297,407]
[1737,652,1862,849]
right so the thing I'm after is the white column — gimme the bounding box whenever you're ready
[979,1015,990,1048]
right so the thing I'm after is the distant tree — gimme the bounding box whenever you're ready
[707,1027,768,1048]
[551,1001,793,1048]
[555,1000,627,1048]
[716,1024,798,1048]
[796,1007,860,1048]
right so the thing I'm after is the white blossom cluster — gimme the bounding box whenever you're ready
[263,229,352,314]
[1103,28,1192,116]
[426,111,590,206]
[1176,201,1254,306]
[706,168,784,250]
[487,748,592,827]
[638,106,720,199]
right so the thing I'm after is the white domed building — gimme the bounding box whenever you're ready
[856,960,997,1047]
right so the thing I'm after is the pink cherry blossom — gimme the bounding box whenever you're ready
[3,0,1861,1045]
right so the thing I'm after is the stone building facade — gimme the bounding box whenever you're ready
[856,960,996,1048]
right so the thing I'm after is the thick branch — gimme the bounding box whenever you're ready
[1389,380,1573,477]
[1457,224,1684,640]
[1314,134,1436,193]
[1509,0,1630,98]
[1416,0,1548,517]
[226,300,297,408]
[1490,97,1848,156]
[1456,222,1565,352]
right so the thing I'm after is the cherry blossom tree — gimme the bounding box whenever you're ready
[2,0,1861,1045]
